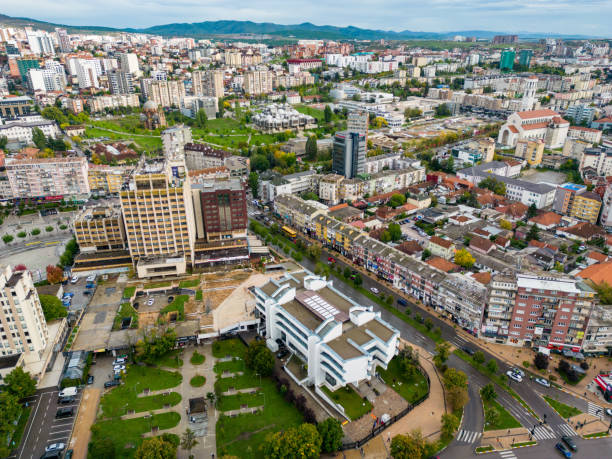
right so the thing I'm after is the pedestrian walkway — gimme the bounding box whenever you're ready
[587,401,604,418]
[456,429,481,443]
[499,450,517,459]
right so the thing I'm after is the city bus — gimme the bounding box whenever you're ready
[281,225,297,241]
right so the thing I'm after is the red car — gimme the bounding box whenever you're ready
[328,257,336,263]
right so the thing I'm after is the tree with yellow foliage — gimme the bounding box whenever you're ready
[454,248,476,269]
[499,219,513,231]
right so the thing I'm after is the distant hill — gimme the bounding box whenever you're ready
[0,15,602,40]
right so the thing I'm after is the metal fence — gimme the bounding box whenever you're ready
[340,369,431,451]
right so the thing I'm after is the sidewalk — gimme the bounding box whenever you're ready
[480,427,531,450]
[69,388,101,459]
[568,413,610,437]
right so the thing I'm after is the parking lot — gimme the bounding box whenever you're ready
[12,388,82,459]
[62,276,96,313]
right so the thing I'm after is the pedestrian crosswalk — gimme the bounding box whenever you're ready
[531,425,556,440]
[588,401,604,418]
[555,423,578,437]
[450,337,467,348]
[499,450,517,459]
[456,429,481,443]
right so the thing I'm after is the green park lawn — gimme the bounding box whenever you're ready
[212,338,246,359]
[377,357,429,403]
[190,375,206,387]
[157,350,184,369]
[90,412,180,458]
[213,358,245,374]
[190,350,205,365]
[543,396,582,418]
[122,286,136,299]
[99,365,182,418]
[482,397,521,431]
[159,295,189,321]
[178,278,200,288]
[321,385,373,420]
[112,303,138,331]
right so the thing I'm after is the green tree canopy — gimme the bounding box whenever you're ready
[317,418,343,453]
[135,435,177,459]
[195,109,208,129]
[444,367,468,389]
[389,193,407,208]
[388,223,402,242]
[305,135,318,161]
[263,423,322,459]
[244,340,275,376]
[390,430,426,459]
[454,249,475,269]
[248,171,259,198]
[4,367,36,399]
[478,177,506,195]
[39,294,68,322]
[135,329,177,364]
[88,436,116,459]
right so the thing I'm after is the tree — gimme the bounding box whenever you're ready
[46,264,63,284]
[180,428,198,455]
[218,98,224,118]
[248,172,259,198]
[0,135,7,149]
[526,224,540,242]
[135,329,177,364]
[305,135,318,161]
[388,223,402,242]
[39,294,68,321]
[454,249,475,269]
[441,413,460,440]
[433,341,450,368]
[499,219,513,230]
[251,155,270,172]
[195,109,208,129]
[390,430,426,459]
[4,367,36,399]
[446,385,469,411]
[317,418,343,453]
[478,177,506,195]
[435,103,451,117]
[534,352,549,370]
[87,436,116,459]
[424,318,433,331]
[421,248,432,261]
[262,423,322,459]
[481,383,497,401]
[306,244,321,261]
[32,127,46,149]
[485,406,500,427]
[389,193,407,208]
[324,105,333,123]
[41,106,68,125]
[473,351,485,364]
[527,203,537,219]
[135,436,177,459]
[444,367,468,389]
[0,392,22,451]
[244,340,274,376]
[486,359,498,374]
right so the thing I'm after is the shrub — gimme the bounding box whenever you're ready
[522,361,530,368]
[534,352,549,370]
[31,228,41,235]
[46,226,54,232]
[59,224,68,230]
[580,361,589,370]
[2,234,13,244]
[17,231,27,238]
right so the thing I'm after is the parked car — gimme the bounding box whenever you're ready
[561,435,577,452]
[71,276,79,284]
[55,407,74,418]
[510,367,525,378]
[64,450,74,459]
[397,298,408,307]
[113,365,126,372]
[114,357,127,365]
[147,298,154,306]
[370,287,379,294]
[86,275,96,282]
[87,375,94,385]
[45,443,65,452]
[167,296,174,303]
[63,293,74,298]
[461,347,475,356]
[83,290,92,295]
[534,378,550,387]
[58,396,74,404]
[86,283,95,289]
[506,371,523,382]
[40,451,62,459]
[104,380,120,388]
[605,408,612,417]
[555,442,572,458]
[327,257,336,263]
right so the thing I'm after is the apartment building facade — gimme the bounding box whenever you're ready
[88,165,134,194]
[142,79,186,108]
[73,205,126,252]
[244,70,273,95]
[0,265,48,364]
[6,156,89,198]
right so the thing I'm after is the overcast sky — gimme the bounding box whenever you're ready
[4,0,611,36]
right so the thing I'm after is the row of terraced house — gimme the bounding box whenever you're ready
[273,194,609,355]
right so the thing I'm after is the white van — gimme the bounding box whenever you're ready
[70,276,79,284]
[59,387,77,398]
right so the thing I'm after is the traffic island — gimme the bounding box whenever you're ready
[480,427,533,451]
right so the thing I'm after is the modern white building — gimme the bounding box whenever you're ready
[0,119,60,144]
[26,30,54,56]
[252,270,399,390]
[118,53,141,78]
[498,109,570,149]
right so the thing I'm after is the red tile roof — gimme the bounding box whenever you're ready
[587,251,608,263]
[426,257,459,273]
[517,109,558,119]
[470,235,494,253]
[429,236,454,249]
[472,271,492,285]
[528,211,562,227]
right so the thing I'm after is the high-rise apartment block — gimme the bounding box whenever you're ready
[244,70,273,95]
[118,52,141,78]
[162,125,193,158]
[108,70,134,94]
[5,157,89,199]
[142,79,186,108]
[192,70,224,98]
[0,265,48,363]
[553,183,602,223]
[500,49,516,70]
[26,30,54,56]
[518,49,533,67]
[76,59,100,89]
[515,139,545,166]
[120,159,195,278]
[55,28,72,53]
[332,131,366,179]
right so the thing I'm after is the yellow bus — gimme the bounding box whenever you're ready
[281,225,297,240]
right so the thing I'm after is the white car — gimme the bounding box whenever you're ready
[45,443,65,452]
[86,275,96,282]
[605,408,612,417]
[534,378,550,387]
[510,367,525,378]
[506,370,523,382]
[71,276,79,284]
[113,365,126,371]
[147,298,154,306]
[370,287,379,294]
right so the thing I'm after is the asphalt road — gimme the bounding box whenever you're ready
[10,387,81,459]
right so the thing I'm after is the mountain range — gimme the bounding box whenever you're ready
[0,14,602,40]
